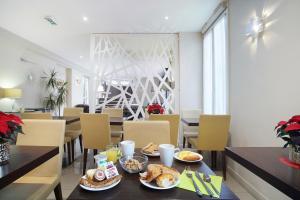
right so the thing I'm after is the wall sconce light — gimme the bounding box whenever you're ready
[246,17,265,38]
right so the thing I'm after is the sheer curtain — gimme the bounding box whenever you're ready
[203,14,228,114]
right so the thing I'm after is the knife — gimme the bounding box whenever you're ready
[195,172,214,197]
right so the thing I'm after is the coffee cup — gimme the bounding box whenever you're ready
[159,144,178,167]
[120,140,135,157]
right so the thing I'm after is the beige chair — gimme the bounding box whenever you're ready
[0,119,65,200]
[80,113,111,175]
[188,115,231,180]
[181,109,202,148]
[20,112,72,165]
[102,107,123,144]
[21,112,52,119]
[149,114,180,146]
[64,107,83,161]
[123,121,170,148]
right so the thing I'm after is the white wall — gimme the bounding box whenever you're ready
[228,0,300,199]
[0,27,67,111]
[179,32,202,111]
[0,27,88,112]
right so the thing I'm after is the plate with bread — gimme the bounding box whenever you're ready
[141,143,160,157]
[174,150,203,163]
[80,167,122,191]
[139,164,180,190]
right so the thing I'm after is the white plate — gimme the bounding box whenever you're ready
[139,178,180,190]
[174,151,203,163]
[140,150,160,157]
[79,176,121,191]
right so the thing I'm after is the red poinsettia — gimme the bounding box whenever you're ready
[0,112,23,143]
[147,104,164,114]
[275,115,300,148]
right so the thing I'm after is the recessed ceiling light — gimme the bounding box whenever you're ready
[83,16,88,22]
[164,16,169,20]
[80,56,83,59]
[44,16,57,25]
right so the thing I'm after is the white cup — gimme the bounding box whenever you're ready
[120,140,135,156]
[159,144,177,167]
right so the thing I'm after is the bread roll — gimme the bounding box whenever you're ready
[156,174,175,188]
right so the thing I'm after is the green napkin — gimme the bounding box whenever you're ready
[177,170,222,198]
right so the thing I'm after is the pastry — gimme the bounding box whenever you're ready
[141,164,180,183]
[86,169,97,181]
[156,173,176,188]
[142,143,158,154]
[178,151,201,161]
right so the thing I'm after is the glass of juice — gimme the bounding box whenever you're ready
[106,144,119,163]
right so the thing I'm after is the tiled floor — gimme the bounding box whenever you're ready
[47,143,256,200]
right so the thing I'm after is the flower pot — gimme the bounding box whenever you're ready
[0,141,9,165]
[288,145,300,164]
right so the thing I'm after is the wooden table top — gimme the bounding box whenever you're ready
[225,147,300,199]
[67,150,238,200]
[181,118,199,126]
[0,145,59,189]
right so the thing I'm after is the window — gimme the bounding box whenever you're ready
[203,13,228,114]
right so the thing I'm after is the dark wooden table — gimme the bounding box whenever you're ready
[68,150,238,200]
[225,147,300,199]
[53,116,123,126]
[181,118,199,126]
[0,145,59,189]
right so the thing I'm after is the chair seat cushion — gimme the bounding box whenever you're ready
[188,138,198,148]
[66,130,81,139]
[0,176,59,200]
[184,131,198,138]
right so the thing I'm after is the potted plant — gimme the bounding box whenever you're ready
[0,112,23,165]
[41,69,68,116]
[275,115,300,164]
[147,103,164,115]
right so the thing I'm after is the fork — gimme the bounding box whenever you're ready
[185,166,202,197]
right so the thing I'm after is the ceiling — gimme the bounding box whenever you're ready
[0,0,220,71]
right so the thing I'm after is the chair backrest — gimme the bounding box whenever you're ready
[80,113,111,150]
[149,114,180,146]
[21,112,52,119]
[17,119,65,177]
[63,107,83,116]
[123,121,170,148]
[64,107,83,131]
[197,115,231,151]
[181,109,202,118]
[102,108,123,118]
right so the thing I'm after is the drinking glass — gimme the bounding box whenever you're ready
[106,144,119,163]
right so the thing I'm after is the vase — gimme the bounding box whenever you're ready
[288,145,300,164]
[0,141,9,165]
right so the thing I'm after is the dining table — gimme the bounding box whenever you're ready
[53,116,123,125]
[181,118,199,126]
[0,145,59,189]
[225,147,300,199]
[67,149,239,200]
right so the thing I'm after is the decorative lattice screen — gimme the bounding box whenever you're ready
[91,34,178,120]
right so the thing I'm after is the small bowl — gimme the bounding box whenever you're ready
[119,154,148,173]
